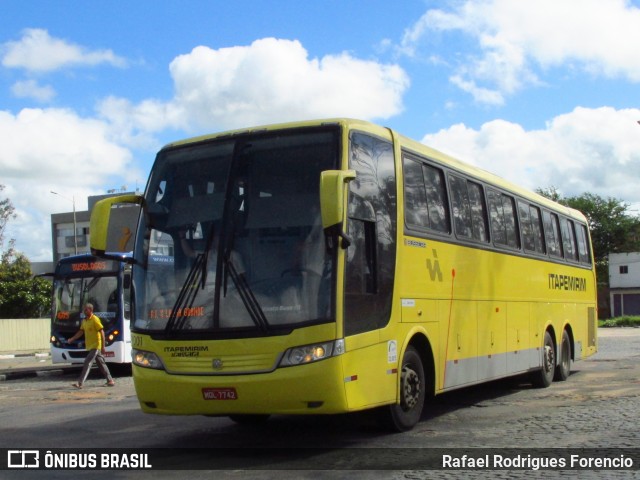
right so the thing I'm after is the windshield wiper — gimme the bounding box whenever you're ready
[223,258,270,333]
[164,252,206,334]
[211,141,270,332]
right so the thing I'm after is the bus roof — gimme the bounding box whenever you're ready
[158,118,588,224]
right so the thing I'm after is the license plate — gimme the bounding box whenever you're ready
[202,387,238,400]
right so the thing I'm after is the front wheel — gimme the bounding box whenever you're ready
[531,330,555,388]
[379,345,425,432]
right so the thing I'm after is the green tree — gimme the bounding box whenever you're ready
[0,185,51,318]
[0,184,16,252]
[563,193,640,261]
[0,250,51,318]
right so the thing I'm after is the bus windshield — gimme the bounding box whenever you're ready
[53,267,120,332]
[134,127,339,337]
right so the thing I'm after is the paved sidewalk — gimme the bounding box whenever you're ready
[597,326,640,337]
[0,351,80,381]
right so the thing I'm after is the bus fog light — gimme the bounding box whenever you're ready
[279,340,345,367]
[132,349,165,370]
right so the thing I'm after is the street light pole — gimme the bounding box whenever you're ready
[51,191,77,255]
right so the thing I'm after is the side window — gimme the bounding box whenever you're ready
[487,189,519,249]
[529,206,545,254]
[423,163,450,233]
[518,201,545,254]
[450,175,488,242]
[402,155,450,233]
[543,211,563,258]
[450,175,472,238]
[346,132,397,336]
[467,181,489,242]
[576,224,591,264]
[403,158,430,230]
[518,201,534,251]
[561,218,579,261]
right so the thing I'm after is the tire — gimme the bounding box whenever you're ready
[554,330,571,382]
[379,345,425,432]
[531,330,555,388]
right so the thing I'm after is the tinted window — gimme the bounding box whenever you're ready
[450,175,472,238]
[402,156,450,233]
[423,164,450,233]
[487,189,519,249]
[576,224,591,264]
[561,218,579,261]
[403,158,430,230]
[543,211,563,258]
[346,132,397,335]
[518,201,545,254]
[450,175,488,242]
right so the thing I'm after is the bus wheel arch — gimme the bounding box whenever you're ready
[379,333,434,432]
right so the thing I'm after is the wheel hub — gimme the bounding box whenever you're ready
[401,366,421,410]
[543,345,554,373]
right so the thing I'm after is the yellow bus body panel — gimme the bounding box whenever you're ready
[398,233,597,393]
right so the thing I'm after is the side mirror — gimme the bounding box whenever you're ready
[320,170,356,248]
[90,194,143,257]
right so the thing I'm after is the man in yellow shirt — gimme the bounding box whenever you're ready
[67,303,115,388]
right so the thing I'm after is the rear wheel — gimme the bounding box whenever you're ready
[531,330,555,388]
[379,345,425,432]
[554,330,571,381]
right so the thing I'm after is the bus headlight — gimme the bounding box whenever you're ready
[279,339,345,367]
[132,349,165,370]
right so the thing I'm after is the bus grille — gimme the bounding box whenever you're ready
[162,352,279,375]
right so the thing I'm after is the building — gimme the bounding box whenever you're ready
[609,252,640,317]
[50,209,91,263]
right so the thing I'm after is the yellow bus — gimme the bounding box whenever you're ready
[90,119,597,431]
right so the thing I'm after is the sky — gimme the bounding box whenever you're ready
[2,0,640,262]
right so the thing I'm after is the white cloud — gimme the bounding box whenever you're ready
[1,28,127,72]
[98,38,409,135]
[11,79,56,102]
[0,108,133,182]
[402,0,640,103]
[3,37,408,261]
[421,106,640,204]
[0,108,140,261]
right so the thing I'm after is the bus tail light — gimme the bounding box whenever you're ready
[132,349,165,370]
[279,339,345,367]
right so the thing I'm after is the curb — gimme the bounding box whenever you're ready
[0,363,80,382]
[0,352,50,359]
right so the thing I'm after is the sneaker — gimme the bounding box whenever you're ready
[72,383,82,389]
[105,381,115,387]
